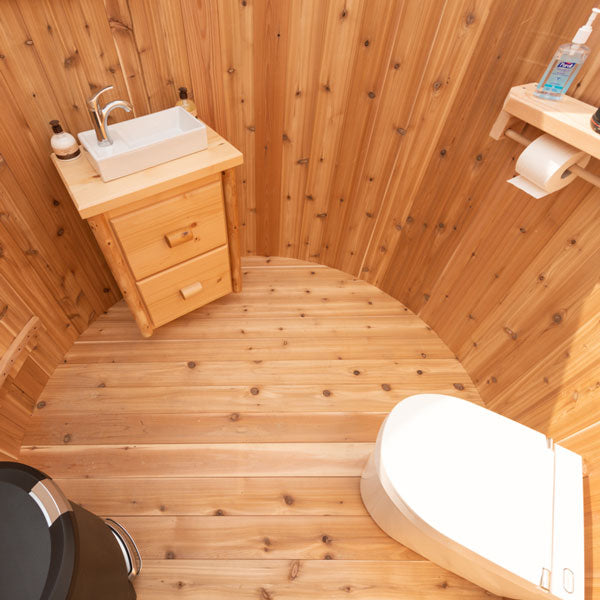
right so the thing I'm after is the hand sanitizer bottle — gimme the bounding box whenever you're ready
[534,8,600,100]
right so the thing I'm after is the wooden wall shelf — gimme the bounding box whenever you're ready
[0,317,40,388]
[490,83,600,160]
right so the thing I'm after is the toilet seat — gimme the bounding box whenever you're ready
[361,394,584,600]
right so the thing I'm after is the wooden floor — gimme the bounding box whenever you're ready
[21,257,495,599]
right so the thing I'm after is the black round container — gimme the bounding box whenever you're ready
[0,462,137,600]
[591,107,600,134]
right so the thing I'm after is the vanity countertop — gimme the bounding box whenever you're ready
[52,125,243,219]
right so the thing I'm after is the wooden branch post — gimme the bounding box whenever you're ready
[222,168,243,293]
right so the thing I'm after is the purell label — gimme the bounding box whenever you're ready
[556,61,576,70]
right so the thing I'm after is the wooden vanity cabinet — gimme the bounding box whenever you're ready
[52,127,243,337]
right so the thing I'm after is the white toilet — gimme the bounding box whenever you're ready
[360,394,584,600]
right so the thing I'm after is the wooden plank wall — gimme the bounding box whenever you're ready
[0,0,599,593]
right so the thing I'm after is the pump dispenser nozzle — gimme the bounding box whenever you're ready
[572,7,600,44]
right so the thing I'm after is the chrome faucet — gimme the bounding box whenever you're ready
[87,85,132,146]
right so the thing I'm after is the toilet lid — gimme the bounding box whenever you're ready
[378,394,554,588]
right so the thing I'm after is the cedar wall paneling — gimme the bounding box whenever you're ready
[0,0,599,593]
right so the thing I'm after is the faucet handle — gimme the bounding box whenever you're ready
[87,85,114,111]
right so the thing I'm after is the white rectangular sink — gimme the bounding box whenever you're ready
[78,107,208,182]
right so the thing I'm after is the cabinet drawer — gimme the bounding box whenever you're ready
[138,245,232,327]
[111,179,228,280]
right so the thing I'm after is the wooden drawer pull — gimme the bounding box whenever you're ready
[164,226,195,248]
[180,281,204,300]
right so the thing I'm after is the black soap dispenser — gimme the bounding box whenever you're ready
[591,108,600,134]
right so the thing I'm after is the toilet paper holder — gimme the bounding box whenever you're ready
[490,83,600,190]
[504,128,600,189]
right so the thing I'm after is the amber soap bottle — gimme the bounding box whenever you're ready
[176,87,197,117]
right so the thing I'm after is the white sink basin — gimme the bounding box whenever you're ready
[78,107,208,182]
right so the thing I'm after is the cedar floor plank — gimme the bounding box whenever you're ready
[36,382,480,415]
[133,560,498,599]
[54,477,367,516]
[46,359,466,387]
[113,515,422,560]
[78,315,429,342]
[24,412,386,445]
[19,443,373,478]
[66,336,452,363]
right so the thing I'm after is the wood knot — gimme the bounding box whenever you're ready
[288,560,300,580]
[283,495,294,505]
[453,383,465,391]
[165,551,175,559]
[416,369,423,375]
[97,382,106,388]
[465,12,476,25]
[63,433,72,444]
[322,535,333,544]
[159,504,166,512]
[552,313,563,324]
[503,326,518,340]
[432,80,443,92]
[259,588,273,600]
[187,361,196,368]
[322,389,331,397]
[367,91,376,98]
[381,383,391,391]
[353,370,360,376]
[215,509,225,516]
[230,412,240,421]
[250,387,259,395]
[37,401,46,409]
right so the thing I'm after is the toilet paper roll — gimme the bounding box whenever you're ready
[507,133,591,198]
